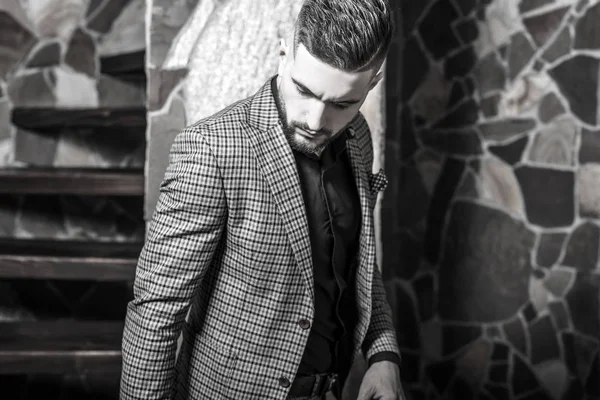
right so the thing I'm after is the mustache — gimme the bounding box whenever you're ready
[290,121,333,136]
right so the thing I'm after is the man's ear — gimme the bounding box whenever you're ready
[278,38,289,75]
[368,70,384,91]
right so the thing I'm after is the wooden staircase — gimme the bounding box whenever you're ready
[0,50,146,391]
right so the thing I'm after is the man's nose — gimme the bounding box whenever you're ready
[306,101,327,132]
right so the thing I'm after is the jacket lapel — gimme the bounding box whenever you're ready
[244,80,314,303]
[345,128,375,347]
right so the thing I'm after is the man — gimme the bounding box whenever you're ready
[120,0,404,399]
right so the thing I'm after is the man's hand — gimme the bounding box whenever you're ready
[356,360,406,400]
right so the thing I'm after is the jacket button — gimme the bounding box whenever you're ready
[279,376,291,388]
[347,127,356,138]
[298,318,311,330]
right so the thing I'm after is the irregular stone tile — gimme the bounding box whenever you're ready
[149,0,198,68]
[146,96,187,218]
[399,107,418,160]
[534,361,569,400]
[574,2,600,50]
[7,69,55,107]
[424,158,466,264]
[384,279,420,350]
[86,0,104,17]
[548,301,570,331]
[445,47,477,79]
[413,274,435,321]
[0,10,36,80]
[0,196,19,236]
[513,352,542,395]
[418,0,460,60]
[508,32,536,80]
[530,275,549,313]
[529,315,560,364]
[489,363,508,384]
[421,319,443,361]
[548,55,599,126]
[23,0,87,40]
[482,0,522,54]
[538,92,566,123]
[585,353,599,397]
[489,135,529,166]
[481,94,501,118]
[515,166,575,228]
[578,164,600,218]
[148,67,188,111]
[519,0,554,14]
[410,65,451,122]
[25,40,61,68]
[420,129,483,157]
[61,197,118,239]
[65,28,96,77]
[477,156,526,218]
[503,317,528,356]
[440,201,534,322]
[97,0,145,57]
[455,169,480,199]
[53,132,100,167]
[442,323,482,356]
[433,99,479,129]
[580,129,600,164]
[0,0,35,32]
[53,67,99,108]
[17,196,68,238]
[454,19,479,45]
[479,119,536,143]
[491,342,510,361]
[565,273,600,338]
[97,75,145,107]
[473,52,506,96]
[527,117,577,166]
[562,222,600,272]
[385,232,422,280]
[391,159,429,231]
[402,35,430,102]
[425,358,456,394]
[562,332,599,379]
[522,301,538,322]
[0,98,11,140]
[14,128,58,166]
[523,7,569,47]
[542,27,572,63]
[500,72,552,116]
[415,149,444,195]
[486,325,503,340]
[543,266,574,297]
[483,384,510,399]
[402,0,431,35]
[87,0,130,33]
[537,233,568,268]
[562,379,585,400]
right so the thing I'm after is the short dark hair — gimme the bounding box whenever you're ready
[293,0,395,73]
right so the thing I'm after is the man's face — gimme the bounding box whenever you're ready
[277,41,380,157]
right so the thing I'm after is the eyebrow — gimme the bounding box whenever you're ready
[291,77,361,106]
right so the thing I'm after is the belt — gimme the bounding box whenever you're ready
[288,373,338,398]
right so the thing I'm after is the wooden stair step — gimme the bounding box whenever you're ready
[11,107,147,131]
[100,50,145,76]
[0,238,142,281]
[0,320,124,373]
[0,168,144,196]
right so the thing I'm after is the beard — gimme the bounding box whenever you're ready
[276,86,334,157]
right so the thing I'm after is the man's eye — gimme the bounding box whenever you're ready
[296,86,309,95]
[332,103,350,110]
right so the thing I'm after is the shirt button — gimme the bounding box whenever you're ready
[298,318,311,330]
[279,376,291,388]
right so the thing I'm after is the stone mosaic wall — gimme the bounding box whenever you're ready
[382,0,600,399]
[0,0,146,241]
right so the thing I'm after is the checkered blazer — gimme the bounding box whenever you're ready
[120,79,399,400]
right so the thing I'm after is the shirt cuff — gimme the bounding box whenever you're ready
[368,351,401,368]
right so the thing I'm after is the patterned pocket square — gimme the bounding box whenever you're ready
[368,168,388,194]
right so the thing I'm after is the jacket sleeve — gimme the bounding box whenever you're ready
[120,126,227,399]
[361,261,401,363]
